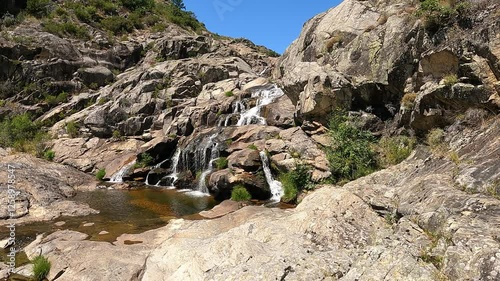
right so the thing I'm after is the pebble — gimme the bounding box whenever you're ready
[83,223,95,227]
[55,221,66,227]
[99,231,109,235]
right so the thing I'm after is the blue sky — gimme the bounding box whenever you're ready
[184,0,341,54]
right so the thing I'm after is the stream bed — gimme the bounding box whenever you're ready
[0,186,219,270]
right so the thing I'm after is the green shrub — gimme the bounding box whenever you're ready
[279,163,312,202]
[449,150,460,164]
[89,0,118,14]
[1,14,16,27]
[100,16,134,35]
[136,152,154,168]
[43,149,55,161]
[171,0,186,10]
[416,0,457,32]
[248,144,258,150]
[97,97,109,105]
[154,3,205,32]
[112,130,122,139]
[0,113,50,157]
[280,172,297,202]
[44,91,68,105]
[96,168,106,181]
[215,157,228,170]
[26,0,53,18]
[377,135,416,167]
[74,5,98,23]
[325,111,378,183]
[231,185,251,201]
[128,11,145,29]
[32,255,51,281]
[0,113,41,148]
[426,128,445,149]
[66,121,79,138]
[151,22,167,33]
[443,74,458,87]
[43,20,90,39]
[224,91,234,97]
[120,0,154,11]
[12,132,49,157]
[143,14,161,27]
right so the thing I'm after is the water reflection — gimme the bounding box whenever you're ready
[0,187,219,249]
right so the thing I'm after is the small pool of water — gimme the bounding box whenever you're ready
[0,187,219,269]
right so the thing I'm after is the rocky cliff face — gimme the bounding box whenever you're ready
[275,0,499,131]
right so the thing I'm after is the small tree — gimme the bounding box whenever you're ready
[171,0,186,10]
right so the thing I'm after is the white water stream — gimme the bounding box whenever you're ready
[110,161,136,183]
[236,85,284,126]
[259,151,284,202]
[144,84,285,200]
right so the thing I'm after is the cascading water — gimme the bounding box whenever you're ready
[197,142,219,194]
[164,148,181,187]
[259,151,284,202]
[236,85,284,126]
[110,161,136,183]
[146,84,285,201]
[145,158,168,185]
[218,100,246,127]
[184,133,219,195]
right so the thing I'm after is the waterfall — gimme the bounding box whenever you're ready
[145,157,169,185]
[110,161,136,183]
[164,148,181,187]
[237,85,284,126]
[197,142,219,194]
[190,133,219,195]
[144,84,284,200]
[217,100,246,127]
[259,151,283,202]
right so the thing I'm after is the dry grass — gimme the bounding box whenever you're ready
[401,93,417,109]
[325,32,344,52]
[377,14,388,25]
[365,25,377,32]
[442,74,458,86]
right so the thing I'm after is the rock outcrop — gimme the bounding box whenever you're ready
[24,116,500,281]
[0,150,98,225]
[275,0,499,131]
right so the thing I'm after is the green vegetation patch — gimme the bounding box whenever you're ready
[32,255,51,281]
[377,135,416,167]
[325,111,378,183]
[215,157,228,170]
[135,152,154,168]
[416,0,470,32]
[0,113,51,157]
[15,0,204,39]
[66,121,80,138]
[231,185,251,201]
[96,168,106,181]
[279,163,312,203]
